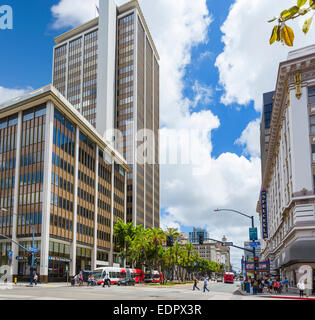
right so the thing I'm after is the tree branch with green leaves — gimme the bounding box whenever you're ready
[269,0,315,47]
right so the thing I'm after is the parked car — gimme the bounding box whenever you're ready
[117,278,136,286]
[217,277,223,282]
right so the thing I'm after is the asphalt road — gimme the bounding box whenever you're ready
[0,281,273,300]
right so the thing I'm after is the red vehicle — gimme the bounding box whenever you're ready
[224,272,234,284]
[144,271,163,283]
[130,269,144,283]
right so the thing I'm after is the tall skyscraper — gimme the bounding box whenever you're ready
[52,0,160,229]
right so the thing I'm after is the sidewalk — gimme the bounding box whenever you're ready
[237,286,315,300]
[1,282,71,288]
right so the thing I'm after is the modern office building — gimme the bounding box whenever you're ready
[257,44,315,289]
[260,91,274,178]
[189,228,209,244]
[52,0,160,229]
[0,85,129,282]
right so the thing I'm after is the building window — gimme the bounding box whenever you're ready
[311,116,315,134]
[308,86,315,104]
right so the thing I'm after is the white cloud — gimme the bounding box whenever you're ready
[235,118,261,158]
[50,0,262,270]
[51,0,99,29]
[0,86,32,104]
[215,0,315,111]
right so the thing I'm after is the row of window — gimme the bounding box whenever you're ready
[50,193,74,213]
[17,212,42,226]
[77,222,94,237]
[0,114,18,129]
[51,172,74,194]
[78,147,96,171]
[98,198,111,213]
[19,171,43,185]
[77,204,94,221]
[22,105,46,122]
[97,214,111,227]
[53,127,75,157]
[97,230,110,242]
[0,131,17,153]
[0,157,16,171]
[78,169,94,188]
[0,176,15,189]
[77,187,95,204]
[50,213,73,231]
[20,151,44,167]
[98,183,111,198]
[52,152,75,176]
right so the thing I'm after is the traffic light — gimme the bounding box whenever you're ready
[34,257,38,265]
[254,257,259,269]
[199,234,204,245]
[27,253,33,266]
[166,235,174,247]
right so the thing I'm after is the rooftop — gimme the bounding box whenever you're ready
[0,84,129,170]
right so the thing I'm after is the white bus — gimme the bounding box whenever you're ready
[92,267,127,285]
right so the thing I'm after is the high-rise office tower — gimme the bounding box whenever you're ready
[52,0,160,229]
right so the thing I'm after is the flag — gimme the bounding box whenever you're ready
[96,5,99,15]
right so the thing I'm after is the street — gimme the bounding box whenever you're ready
[0,281,282,300]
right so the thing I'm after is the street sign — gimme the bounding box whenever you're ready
[249,241,260,248]
[249,228,258,241]
[29,248,38,253]
[8,251,13,258]
[223,242,233,246]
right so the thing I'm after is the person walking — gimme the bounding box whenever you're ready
[103,273,110,288]
[33,272,38,286]
[203,278,209,293]
[79,272,83,286]
[283,277,289,293]
[193,277,200,291]
[252,279,258,295]
[297,280,305,298]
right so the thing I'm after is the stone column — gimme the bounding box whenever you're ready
[92,146,99,270]
[11,111,22,277]
[40,101,54,283]
[70,126,80,276]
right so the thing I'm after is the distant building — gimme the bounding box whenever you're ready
[260,91,274,177]
[189,227,208,243]
[257,44,315,286]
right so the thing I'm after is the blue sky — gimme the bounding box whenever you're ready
[0,0,267,269]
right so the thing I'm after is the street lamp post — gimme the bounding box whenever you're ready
[214,208,257,280]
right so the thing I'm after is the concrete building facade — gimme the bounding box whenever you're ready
[257,45,315,290]
[52,0,160,229]
[0,85,128,282]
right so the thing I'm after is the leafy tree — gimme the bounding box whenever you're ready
[269,0,315,47]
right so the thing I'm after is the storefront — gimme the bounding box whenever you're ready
[275,240,315,294]
[48,240,71,282]
[75,246,91,274]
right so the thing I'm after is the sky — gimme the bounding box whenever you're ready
[1,0,315,271]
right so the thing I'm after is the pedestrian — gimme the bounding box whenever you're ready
[193,277,200,291]
[274,279,281,294]
[203,278,209,292]
[268,278,273,294]
[283,277,289,293]
[297,280,305,298]
[252,279,258,295]
[103,273,110,288]
[33,272,38,286]
[87,275,92,287]
[79,271,83,286]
